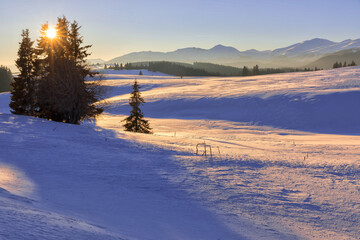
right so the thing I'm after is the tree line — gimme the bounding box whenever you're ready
[0,66,12,93]
[10,16,103,124]
[333,60,356,69]
[104,62,148,70]
[103,61,325,77]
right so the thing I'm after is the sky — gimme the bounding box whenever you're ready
[1,0,360,67]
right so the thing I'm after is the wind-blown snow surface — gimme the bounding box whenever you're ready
[1,67,360,239]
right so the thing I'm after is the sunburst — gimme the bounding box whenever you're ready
[45,27,57,39]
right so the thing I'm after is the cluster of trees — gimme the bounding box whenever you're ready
[105,63,148,70]
[148,62,217,76]
[0,66,12,92]
[141,61,321,77]
[333,61,356,69]
[10,16,103,124]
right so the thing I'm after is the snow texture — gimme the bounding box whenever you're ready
[0,67,360,239]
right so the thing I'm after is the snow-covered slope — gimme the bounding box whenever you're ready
[102,67,360,134]
[272,38,360,57]
[1,67,360,239]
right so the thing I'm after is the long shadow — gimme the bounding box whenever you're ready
[0,113,248,240]
[136,91,360,135]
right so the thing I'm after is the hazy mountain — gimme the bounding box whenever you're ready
[107,45,250,65]
[271,38,335,56]
[106,38,360,68]
[305,48,360,69]
[272,38,360,57]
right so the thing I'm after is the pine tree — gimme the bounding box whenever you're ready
[242,66,249,76]
[123,79,152,133]
[68,21,91,64]
[252,65,259,75]
[9,29,36,115]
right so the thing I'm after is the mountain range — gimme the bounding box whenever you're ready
[90,38,360,69]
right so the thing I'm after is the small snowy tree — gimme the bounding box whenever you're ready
[123,79,152,134]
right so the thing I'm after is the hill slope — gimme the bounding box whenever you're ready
[306,48,360,69]
[1,67,360,239]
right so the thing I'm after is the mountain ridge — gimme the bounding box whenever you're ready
[98,38,360,68]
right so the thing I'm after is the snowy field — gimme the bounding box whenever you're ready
[0,67,360,239]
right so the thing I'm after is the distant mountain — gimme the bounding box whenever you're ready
[305,48,360,69]
[105,38,360,68]
[272,38,360,57]
[271,38,335,56]
[107,44,250,65]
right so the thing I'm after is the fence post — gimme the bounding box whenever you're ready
[203,141,207,156]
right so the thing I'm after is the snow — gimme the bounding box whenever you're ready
[1,67,360,239]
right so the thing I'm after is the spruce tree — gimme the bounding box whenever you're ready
[123,79,152,133]
[9,29,36,115]
[252,65,259,75]
[242,66,249,76]
[68,21,91,64]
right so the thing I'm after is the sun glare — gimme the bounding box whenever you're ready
[46,27,57,39]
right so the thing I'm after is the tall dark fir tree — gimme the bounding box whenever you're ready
[9,29,36,115]
[123,79,152,134]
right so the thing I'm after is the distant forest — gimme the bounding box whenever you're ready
[0,66,12,92]
[105,61,323,77]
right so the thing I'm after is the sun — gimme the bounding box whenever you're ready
[45,27,57,39]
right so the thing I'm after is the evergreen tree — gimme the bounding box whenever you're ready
[333,62,339,68]
[9,29,36,115]
[343,61,347,67]
[68,21,91,64]
[242,66,249,76]
[123,79,152,133]
[252,65,259,75]
[350,60,356,66]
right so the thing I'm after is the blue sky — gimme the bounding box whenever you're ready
[1,0,359,66]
